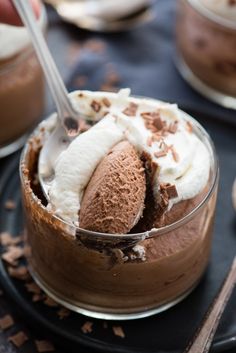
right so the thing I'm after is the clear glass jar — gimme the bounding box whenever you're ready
[0,5,47,158]
[20,100,219,320]
[176,0,236,109]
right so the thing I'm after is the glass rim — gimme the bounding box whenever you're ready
[0,4,47,75]
[187,0,236,30]
[20,95,219,242]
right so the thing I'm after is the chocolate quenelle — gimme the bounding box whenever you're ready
[20,90,218,319]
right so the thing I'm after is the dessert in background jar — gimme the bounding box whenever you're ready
[176,0,236,109]
[20,89,219,320]
[0,5,46,158]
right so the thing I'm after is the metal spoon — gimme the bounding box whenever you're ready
[12,0,87,197]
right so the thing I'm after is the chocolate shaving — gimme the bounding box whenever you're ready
[2,246,24,266]
[81,321,93,334]
[112,326,125,338]
[0,315,14,330]
[154,151,167,158]
[166,184,178,199]
[170,146,180,162]
[8,266,30,281]
[102,97,111,107]
[186,121,193,133]
[32,293,44,302]
[4,200,16,210]
[57,307,70,320]
[168,121,178,134]
[122,102,138,116]
[35,340,55,352]
[0,232,23,246]
[91,100,101,113]
[153,116,164,131]
[8,331,28,347]
[25,282,41,294]
[44,296,59,307]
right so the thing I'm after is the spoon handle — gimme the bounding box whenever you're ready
[12,0,76,121]
[184,256,236,353]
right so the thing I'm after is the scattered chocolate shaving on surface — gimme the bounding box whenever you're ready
[57,307,70,320]
[153,116,164,131]
[154,151,167,158]
[0,315,14,330]
[0,232,23,246]
[112,326,125,338]
[122,102,138,116]
[81,321,93,334]
[44,296,59,307]
[8,266,30,281]
[32,293,44,302]
[170,146,180,162]
[166,184,178,199]
[25,282,41,294]
[4,200,16,210]
[91,100,101,113]
[2,246,24,266]
[102,97,111,107]
[168,121,178,134]
[8,331,28,347]
[35,340,55,352]
[186,121,193,133]
[78,93,84,98]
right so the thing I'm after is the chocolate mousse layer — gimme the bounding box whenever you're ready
[176,0,236,97]
[0,48,44,147]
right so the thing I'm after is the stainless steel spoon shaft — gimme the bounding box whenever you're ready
[184,256,236,353]
[12,0,77,123]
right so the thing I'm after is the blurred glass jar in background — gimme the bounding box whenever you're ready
[0,4,47,158]
[176,0,236,109]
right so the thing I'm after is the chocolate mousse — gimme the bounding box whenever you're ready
[176,0,236,102]
[20,89,218,319]
[0,9,46,152]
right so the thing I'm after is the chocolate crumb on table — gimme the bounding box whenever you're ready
[0,314,14,330]
[8,265,30,281]
[4,199,16,210]
[44,296,59,307]
[81,321,93,334]
[35,340,55,352]
[8,331,29,347]
[1,246,24,266]
[0,232,23,246]
[112,326,125,338]
[57,307,70,320]
[25,282,42,294]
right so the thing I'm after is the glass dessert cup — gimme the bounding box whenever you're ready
[0,5,47,158]
[176,0,236,109]
[20,98,219,320]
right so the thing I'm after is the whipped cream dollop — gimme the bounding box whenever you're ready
[199,0,236,22]
[0,9,45,61]
[49,89,211,225]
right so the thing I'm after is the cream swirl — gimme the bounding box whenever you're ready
[49,89,211,225]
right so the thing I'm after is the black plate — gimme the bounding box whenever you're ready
[0,110,236,353]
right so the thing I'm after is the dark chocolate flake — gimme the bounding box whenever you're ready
[0,315,14,330]
[122,102,138,116]
[166,184,178,199]
[8,332,28,347]
[91,100,101,113]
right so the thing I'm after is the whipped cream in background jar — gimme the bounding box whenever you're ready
[20,90,219,320]
[176,0,236,109]
[0,3,47,158]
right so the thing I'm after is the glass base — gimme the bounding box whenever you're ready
[175,53,236,110]
[29,265,199,321]
[0,133,29,158]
